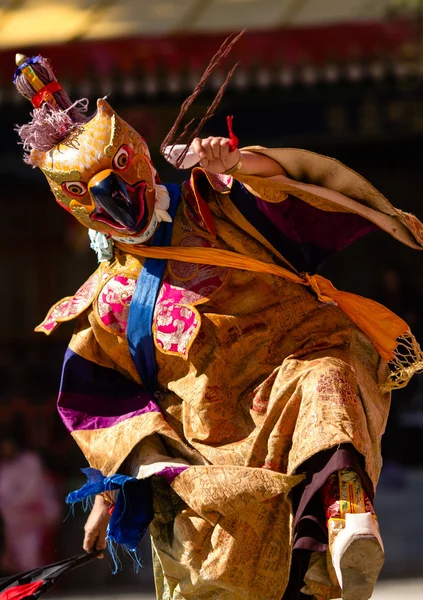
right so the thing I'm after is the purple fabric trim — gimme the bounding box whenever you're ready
[58,393,160,432]
[157,465,189,485]
[58,348,159,433]
[256,195,377,252]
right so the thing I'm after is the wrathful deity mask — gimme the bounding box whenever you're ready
[32,98,160,237]
[14,54,171,245]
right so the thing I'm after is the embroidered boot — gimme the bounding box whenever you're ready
[322,469,384,600]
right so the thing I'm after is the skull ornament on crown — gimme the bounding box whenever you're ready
[14,54,171,246]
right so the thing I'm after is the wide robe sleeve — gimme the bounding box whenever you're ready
[233,146,423,253]
[227,179,377,273]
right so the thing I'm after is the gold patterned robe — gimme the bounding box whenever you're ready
[38,149,423,600]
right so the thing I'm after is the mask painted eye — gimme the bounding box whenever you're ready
[113,145,132,171]
[62,181,88,197]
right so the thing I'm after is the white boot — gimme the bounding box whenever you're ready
[331,512,384,600]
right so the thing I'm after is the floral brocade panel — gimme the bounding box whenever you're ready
[153,233,231,359]
[89,233,230,354]
[95,273,137,336]
[35,270,101,334]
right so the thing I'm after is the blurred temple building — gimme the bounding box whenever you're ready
[0,0,423,585]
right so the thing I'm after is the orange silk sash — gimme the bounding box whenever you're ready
[114,241,408,362]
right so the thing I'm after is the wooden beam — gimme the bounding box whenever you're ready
[170,0,215,34]
[277,0,311,25]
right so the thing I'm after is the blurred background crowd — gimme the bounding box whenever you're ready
[0,0,423,593]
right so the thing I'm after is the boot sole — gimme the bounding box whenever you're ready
[340,535,384,600]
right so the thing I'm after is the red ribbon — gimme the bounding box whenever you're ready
[226,115,239,152]
[31,81,62,108]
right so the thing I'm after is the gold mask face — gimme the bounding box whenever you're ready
[31,99,157,238]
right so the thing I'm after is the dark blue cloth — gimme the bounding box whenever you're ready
[66,468,153,557]
[126,183,181,392]
[59,347,148,400]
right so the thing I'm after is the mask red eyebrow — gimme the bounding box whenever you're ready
[54,196,72,213]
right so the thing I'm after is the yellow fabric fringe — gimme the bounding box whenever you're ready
[114,241,423,391]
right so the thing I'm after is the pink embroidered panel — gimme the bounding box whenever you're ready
[35,271,101,335]
[205,172,232,193]
[153,234,230,359]
[95,274,137,336]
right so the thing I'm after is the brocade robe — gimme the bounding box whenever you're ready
[38,149,423,600]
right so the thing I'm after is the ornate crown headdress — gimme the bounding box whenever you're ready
[14,54,89,164]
